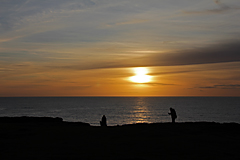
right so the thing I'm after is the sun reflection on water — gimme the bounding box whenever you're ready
[128,97,151,124]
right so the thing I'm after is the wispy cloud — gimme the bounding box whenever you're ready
[106,19,149,27]
[48,40,240,70]
[199,84,240,89]
[142,83,175,86]
[0,0,96,30]
[183,0,240,15]
[6,84,49,89]
[0,36,24,43]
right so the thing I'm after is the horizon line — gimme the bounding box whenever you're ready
[0,96,239,98]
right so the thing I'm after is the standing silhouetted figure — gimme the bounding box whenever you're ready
[100,115,107,127]
[168,108,177,123]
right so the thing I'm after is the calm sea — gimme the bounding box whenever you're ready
[0,97,239,126]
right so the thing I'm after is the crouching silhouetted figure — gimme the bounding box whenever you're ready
[168,108,177,123]
[100,115,107,127]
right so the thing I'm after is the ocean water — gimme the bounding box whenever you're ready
[0,97,239,126]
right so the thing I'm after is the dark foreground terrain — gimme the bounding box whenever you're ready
[0,117,239,160]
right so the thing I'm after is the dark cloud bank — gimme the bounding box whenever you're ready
[148,40,240,67]
[52,40,240,71]
[103,40,240,69]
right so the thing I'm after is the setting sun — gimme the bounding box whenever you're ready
[129,67,152,83]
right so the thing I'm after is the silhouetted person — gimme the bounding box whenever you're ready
[168,108,177,123]
[100,115,107,127]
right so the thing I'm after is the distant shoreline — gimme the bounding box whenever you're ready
[0,116,239,126]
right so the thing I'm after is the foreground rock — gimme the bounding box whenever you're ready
[0,117,239,160]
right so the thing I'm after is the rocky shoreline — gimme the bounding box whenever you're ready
[0,116,239,159]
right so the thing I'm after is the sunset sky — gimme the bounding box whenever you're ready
[1,0,240,97]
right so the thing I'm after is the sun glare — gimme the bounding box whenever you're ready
[129,67,152,83]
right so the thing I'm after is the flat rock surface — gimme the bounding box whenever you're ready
[0,117,239,160]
